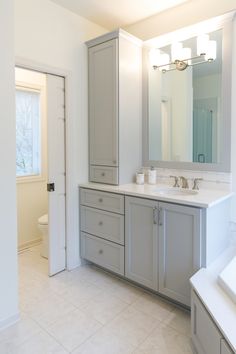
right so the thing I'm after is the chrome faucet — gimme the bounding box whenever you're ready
[192,178,203,190]
[180,176,189,189]
[170,175,180,188]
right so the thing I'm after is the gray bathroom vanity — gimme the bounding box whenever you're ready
[79,183,232,308]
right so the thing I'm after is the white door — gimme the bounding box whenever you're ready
[47,74,66,276]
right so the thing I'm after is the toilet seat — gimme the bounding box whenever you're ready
[38,214,48,258]
[38,214,48,225]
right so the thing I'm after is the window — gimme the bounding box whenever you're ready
[16,87,41,177]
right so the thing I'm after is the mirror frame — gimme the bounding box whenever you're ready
[142,15,234,172]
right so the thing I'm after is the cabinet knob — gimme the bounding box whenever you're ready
[99,249,103,254]
[101,172,105,177]
[98,198,103,203]
[99,221,103,226]
[113,160,117,164]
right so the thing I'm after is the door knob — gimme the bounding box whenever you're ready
[47,183,55,192]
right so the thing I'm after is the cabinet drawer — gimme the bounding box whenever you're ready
[81,206,124,245]
[81,232,124,276]
[191,290,222,354]
[80,188,124,214]
[90,165,118,185]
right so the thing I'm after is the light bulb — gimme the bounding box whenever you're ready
[181,47,192,65]
[171,42,183,63]
[205,40,217,61]
[197,34,209,56]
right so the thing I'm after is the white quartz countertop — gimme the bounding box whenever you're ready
[79,182,233,208]
[191,247,236,352]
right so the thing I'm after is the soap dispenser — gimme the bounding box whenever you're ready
[148,166,156,185]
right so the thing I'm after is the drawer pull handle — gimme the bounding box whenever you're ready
[98,198,103,203]
[101,172,105,177]
[158,207,163,226]
[99,221,103,226]
[153,207,158,224]
[99,249,103,254]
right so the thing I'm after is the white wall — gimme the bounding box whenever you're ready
[17,182,48,248]
[148,69,162,161]
[231,19,236,223]
[165,69,193,162]
[0,0,18,329]
[14,0,108,268]
[149,67,192,162]
[125,0,236,40]
[15,68,48,249]
[193,74,222,100]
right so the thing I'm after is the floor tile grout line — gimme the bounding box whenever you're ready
[28,313,72,353]
[78,301,131,327]
[67,322,106,353]
[17,244,192,354]
[0,314,43,350]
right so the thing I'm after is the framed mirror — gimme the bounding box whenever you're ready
[143,18,233,172]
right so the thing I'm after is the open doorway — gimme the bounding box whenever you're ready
[15,67,66,278]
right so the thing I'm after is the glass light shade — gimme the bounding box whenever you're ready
[149,48,161,67]
[159,53,170,72]
[205,40,217,61]
[197,34,209,56]
[171,42,183,62]
[180,47,192,65]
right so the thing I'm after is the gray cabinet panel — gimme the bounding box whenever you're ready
[191,290,222,354]
[159,202,201,306]
[90,165,118,185]
[89,39,118,167]
[221,339,234,354]
[80,188,124,214]
[125,196,158,291]
[81,232,124,276]
[81,206,124,245]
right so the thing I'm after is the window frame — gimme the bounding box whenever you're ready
[16,81,47,184]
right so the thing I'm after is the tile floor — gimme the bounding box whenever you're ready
[0,245,194,354]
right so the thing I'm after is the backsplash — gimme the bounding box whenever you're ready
[142,167,232,191]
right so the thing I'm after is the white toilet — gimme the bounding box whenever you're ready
[38,214,48,259]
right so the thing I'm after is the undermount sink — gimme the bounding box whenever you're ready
[218,256,236,304]
[154,187,198,196]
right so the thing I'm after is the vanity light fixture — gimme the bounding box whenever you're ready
[150,34,217,73]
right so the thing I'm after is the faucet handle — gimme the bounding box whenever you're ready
[180,176,189,189]
[170,175,180,188]
[192,178,203,190]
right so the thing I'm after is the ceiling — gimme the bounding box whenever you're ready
[50,0,190,30]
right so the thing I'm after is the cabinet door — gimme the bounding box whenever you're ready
[125,196,158,291]
[159,202,202,306]
[221,339,234,354]
[89,39,118,167]
[191,290,222,354]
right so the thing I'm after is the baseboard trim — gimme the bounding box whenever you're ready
[18,238,41,253]
[0,312,20,332]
